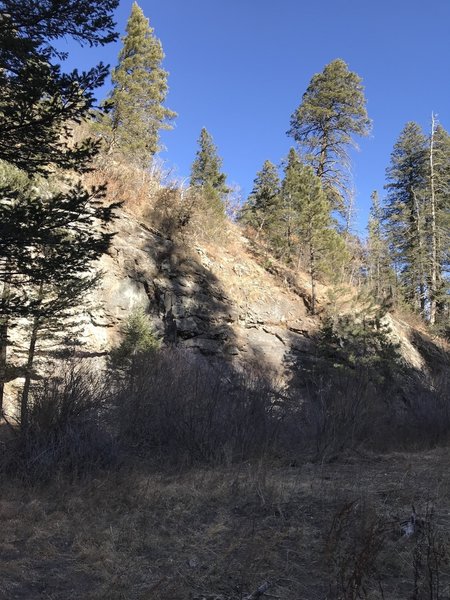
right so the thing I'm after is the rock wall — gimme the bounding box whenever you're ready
[82,211,317,376]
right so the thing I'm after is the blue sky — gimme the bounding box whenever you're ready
[63,0,450,234]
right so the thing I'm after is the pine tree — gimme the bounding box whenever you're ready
[110,309,159,375]
[190,128,228,215]
[0,0,119,421]
[288,59,370,219]
[0,173,118,430]
[280,149,339,313]
[277,148,302,260]
[103,2,176,165]
[429,121,450,326]
[367,191,392,302]
[0,0,118,174]
[239,160,281,239]
[384,122,429,314]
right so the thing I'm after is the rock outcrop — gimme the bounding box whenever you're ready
[5,208,448,413]
[82,210,318,376]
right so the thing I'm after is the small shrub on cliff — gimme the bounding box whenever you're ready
[109,309,159,373]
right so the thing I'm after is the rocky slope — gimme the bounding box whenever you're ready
[5,206,447,415]
[81,208,444,379]
[82,209,318,375]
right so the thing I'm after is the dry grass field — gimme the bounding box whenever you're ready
[2,449,450,600]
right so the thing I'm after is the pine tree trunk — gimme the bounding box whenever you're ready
[20,315,40,434]
[429,113,438,325]
[412,189,426,315]
[0,263,12,417]
[20,281,44,433]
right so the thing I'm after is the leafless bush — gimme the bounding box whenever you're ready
[114,348,281,465]
[150,185,230,244]
[325,500,388,599]
[2,361,116,480]
[401,373,450,448]
[411,505,449,600]
[296,368,379,459]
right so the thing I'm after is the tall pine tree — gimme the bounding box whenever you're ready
[288,59,370,220]
[0,0,118,174]
[0,0,119,421]
[367,191,392,303]
[429,122,450,326]
[103,2,176,165]
[384,122,429,314]
[280,149,340,313]
[277,148,302,260]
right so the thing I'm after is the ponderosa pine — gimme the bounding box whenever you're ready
[288,59,370,220]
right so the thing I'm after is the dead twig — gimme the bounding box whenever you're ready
[244,580,271,599]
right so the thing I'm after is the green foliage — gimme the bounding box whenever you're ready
[0,0,118,175]
[190,128,228,217]
[319,295,401,382]
[367,190,394,302]
[101,2,176,165]
[384,122,429,313]
[431,125,450,324]
[239,160,281,237]
[0,0,119,424]
[277,148,346,312]
[288,58,370,218]
[109,309,159,371]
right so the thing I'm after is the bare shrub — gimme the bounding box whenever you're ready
[325,500,387,599]
[84,155,167,217]
[150,185,230,244]
[411,505,449,600]
[293,367,377,460]
[2,361,116,480]
[399,372,450,449]
[114,348,281,465]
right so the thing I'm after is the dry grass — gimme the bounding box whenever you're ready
[2,450,450,599]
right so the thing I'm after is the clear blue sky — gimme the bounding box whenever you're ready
[63,0,450,234]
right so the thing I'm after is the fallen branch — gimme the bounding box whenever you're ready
[244,581,271,599]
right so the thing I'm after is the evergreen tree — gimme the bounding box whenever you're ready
[277,148,302,260]
[239,160,281,239]
[110,308,159,374]
[0,172,118,430]
[190,128,228,214]
[367,191,392,302]
[103,2,176,165]
[429,122,450,326]
[288,59,370,219]
[384,122,429,314]
[0,0,119,421]
[0,0,118,174]
[280,149,339,313]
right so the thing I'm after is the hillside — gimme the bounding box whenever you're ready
[73,206,446,375]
